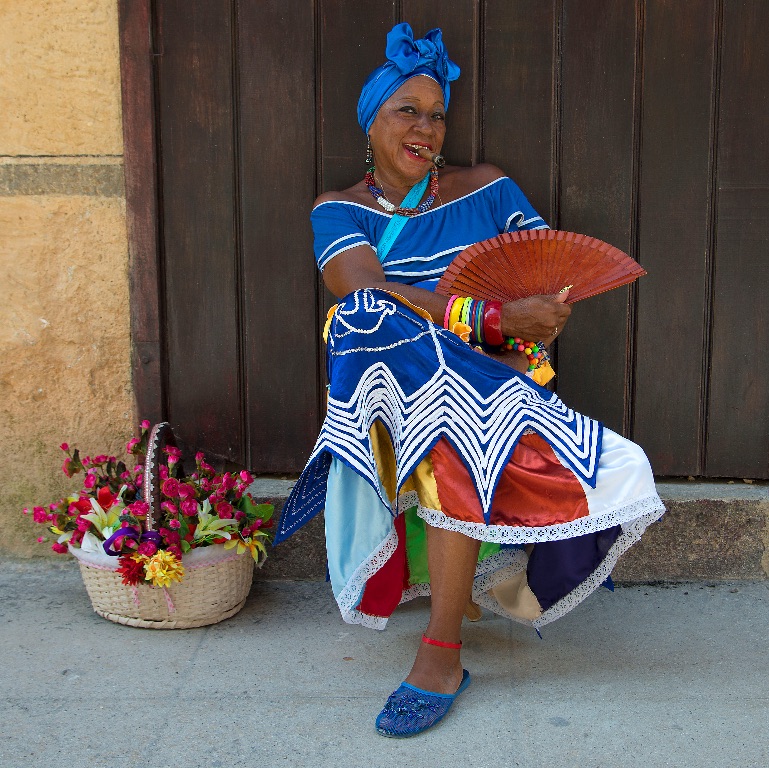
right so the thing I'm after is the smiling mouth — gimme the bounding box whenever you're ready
[404,143,432,159]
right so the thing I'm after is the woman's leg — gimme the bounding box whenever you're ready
[404,524,481,694]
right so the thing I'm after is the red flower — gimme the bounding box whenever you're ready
[71,497,92,516]
[96,485,116,511]
[117,555,146,586]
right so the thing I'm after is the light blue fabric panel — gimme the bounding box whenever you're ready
[325,457,393,603]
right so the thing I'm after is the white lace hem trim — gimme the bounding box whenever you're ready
[334,494,665,631]
[405,490,665,544]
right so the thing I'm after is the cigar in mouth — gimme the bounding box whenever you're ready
[413,146,446,167]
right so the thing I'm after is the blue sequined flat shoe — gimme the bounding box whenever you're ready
[375,669,471,738]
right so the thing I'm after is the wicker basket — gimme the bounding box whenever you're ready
[71,422,255,629]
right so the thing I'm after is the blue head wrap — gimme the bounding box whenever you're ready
[357,23,461,135]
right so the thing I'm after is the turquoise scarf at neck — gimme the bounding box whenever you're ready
[375,172,430,263]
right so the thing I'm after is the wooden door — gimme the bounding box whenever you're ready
[120,0,769,478]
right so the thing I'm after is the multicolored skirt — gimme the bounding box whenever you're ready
[276,289,665,631]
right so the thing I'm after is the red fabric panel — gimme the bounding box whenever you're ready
[431,433,588,527]
[357,513,409,619]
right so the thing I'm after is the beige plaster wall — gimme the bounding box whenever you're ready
[0,0,133,557]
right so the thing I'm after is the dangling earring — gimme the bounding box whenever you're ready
[365,135,373,165]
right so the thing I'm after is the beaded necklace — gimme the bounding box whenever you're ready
[364,166,439,217]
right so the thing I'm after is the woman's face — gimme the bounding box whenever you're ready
[368,75,446,184]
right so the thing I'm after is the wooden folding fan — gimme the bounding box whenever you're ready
[435,230,646,303]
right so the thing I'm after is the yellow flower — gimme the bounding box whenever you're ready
[224,532,268,565]
[143,549,185,588]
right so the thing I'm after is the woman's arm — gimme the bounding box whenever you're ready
[323,245,571,345]
[322,243,452,322]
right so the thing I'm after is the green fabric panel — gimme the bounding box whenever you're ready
[403,506,502,585]
[404,506,430,585]
[478,542,501,561]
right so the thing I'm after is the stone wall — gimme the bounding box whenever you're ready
[0,1,133,557]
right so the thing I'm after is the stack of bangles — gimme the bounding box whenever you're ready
[442,295,551,376]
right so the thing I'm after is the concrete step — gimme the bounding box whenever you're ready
[248,479,769,582]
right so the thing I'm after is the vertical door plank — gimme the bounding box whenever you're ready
[706,0,769,478]
[155,0,243,462]
[118,0,164,426]
[556,0,639,434]
[238,0,319,472]
[403,1,479,166]
[632,0,717,475]
[483,0,557,222]
[319,1,396,194]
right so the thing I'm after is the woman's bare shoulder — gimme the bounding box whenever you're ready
[439,163,507,201]
[313,182,371,210]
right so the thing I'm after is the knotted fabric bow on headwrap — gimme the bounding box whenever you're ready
[357,23,461,134]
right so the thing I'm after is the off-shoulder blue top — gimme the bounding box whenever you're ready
[311,176,547,291]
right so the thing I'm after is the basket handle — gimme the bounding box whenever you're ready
[142,422,177,531]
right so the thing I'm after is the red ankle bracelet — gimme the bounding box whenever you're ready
[422,634,462,649]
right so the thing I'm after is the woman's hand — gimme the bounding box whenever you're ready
[501,289,571,342]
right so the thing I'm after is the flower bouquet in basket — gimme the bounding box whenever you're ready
[25,421,274,629]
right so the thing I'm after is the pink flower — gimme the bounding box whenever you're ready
[159,466,169,481]
[83,471,97,489]
[177,483,195,499]
[32,507,48,523]
[126,437,140,453]
[82,456,91,467]
[165,446,182,460]
[168,519,181,530]
[161,478,180,498]
[141,419,151,430]
[128,500,149,518]
[195,451,205,463]
[62,458,74,477]
[76,517,91,532]
[221,473,236,491]
[164,530,181,546]
[235,511,246,522]
[168,544,183,559]
[239,470,254,484]
[180,499,198,517]
[93,455,108,464]
[216,501,234,519]
[137,541,158,557]
[36,536,44,543]
[160,501,178,516]
[254,518,263,529]
[135,473,144,486]
[60,443,69,452]
[51,542,68,554]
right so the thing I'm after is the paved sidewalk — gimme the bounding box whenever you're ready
[1,560,767,768]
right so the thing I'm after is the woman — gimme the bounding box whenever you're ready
[276,23,665,737]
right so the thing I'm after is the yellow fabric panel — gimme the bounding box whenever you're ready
[369,421,441,511]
